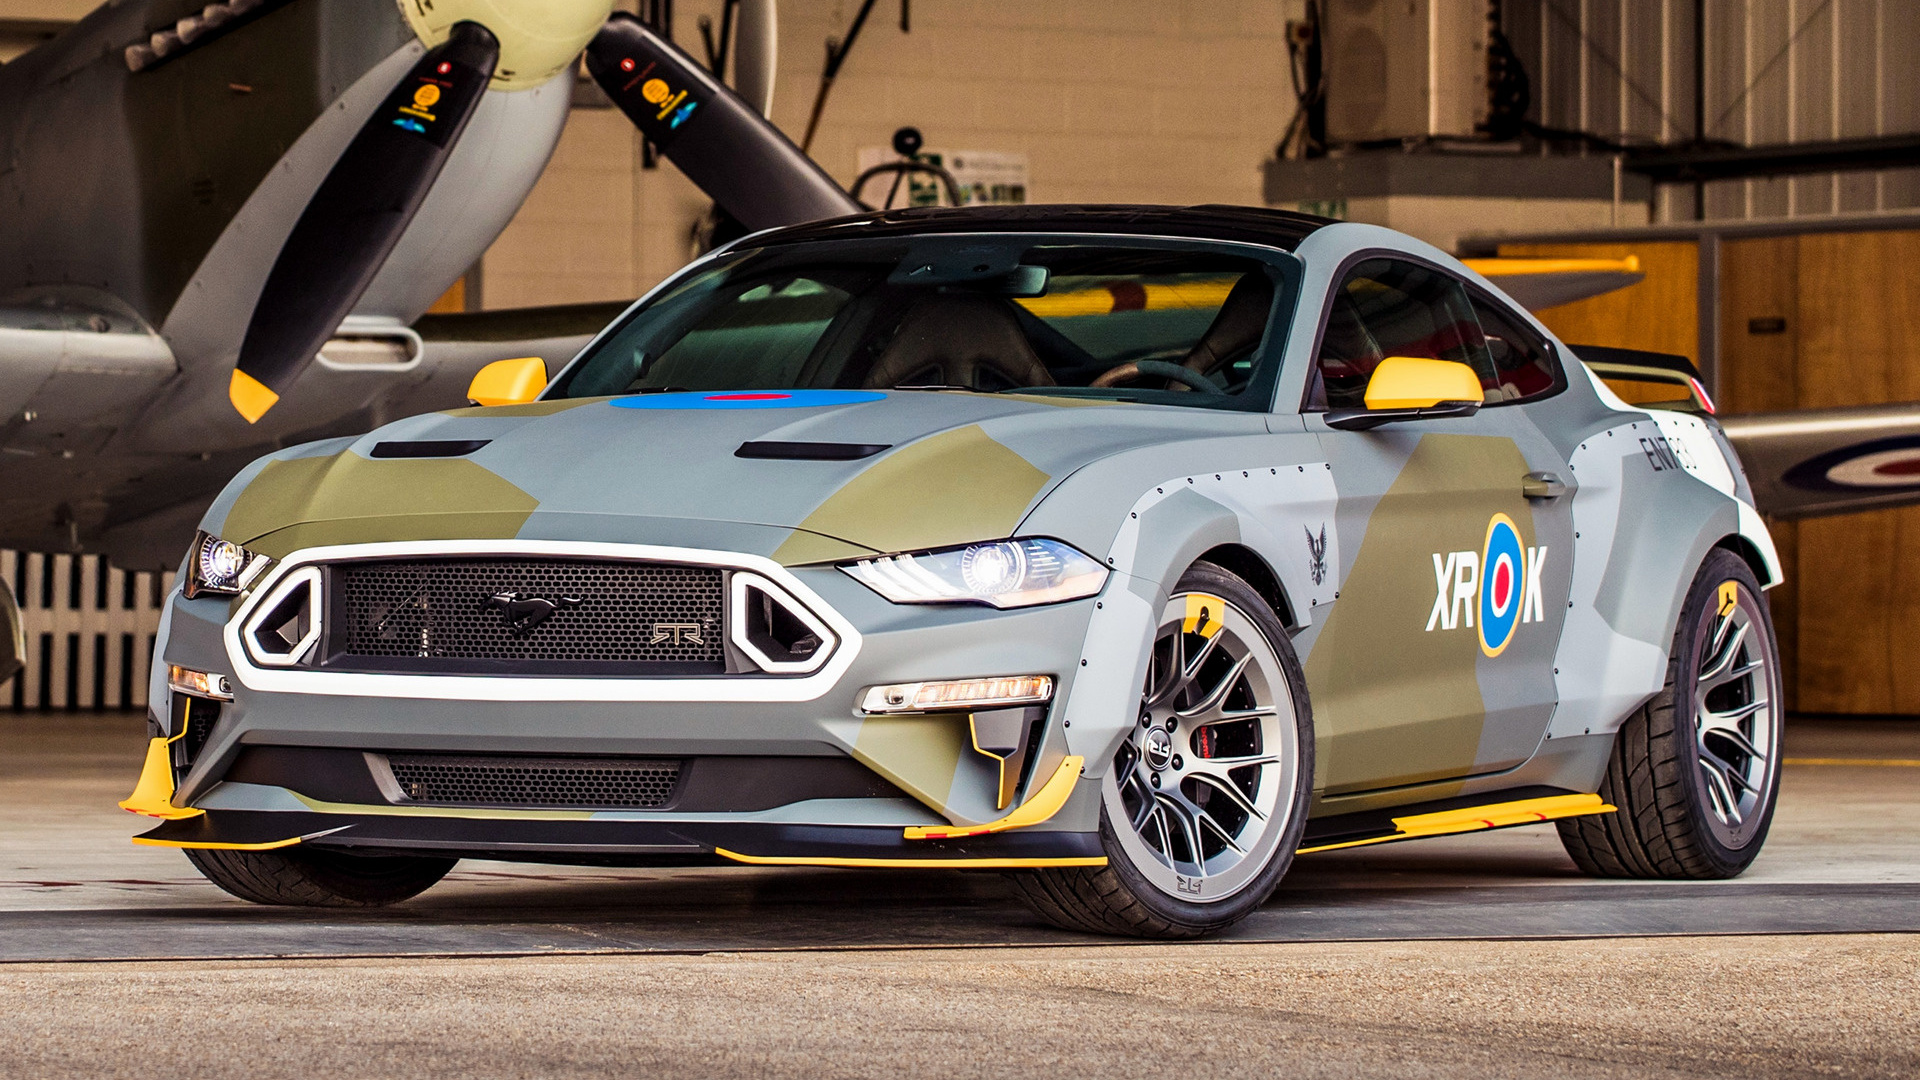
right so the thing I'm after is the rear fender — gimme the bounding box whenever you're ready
[1549,413,1756,741]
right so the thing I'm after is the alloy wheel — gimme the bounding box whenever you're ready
[1690,581,1780,848]
[1103,591,1301,903]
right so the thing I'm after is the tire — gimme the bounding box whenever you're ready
[1008,561,1314,938]
[1558,548,1783,879]
[185,846,456,907]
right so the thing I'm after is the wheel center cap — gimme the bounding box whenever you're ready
[1142,727,1173,771]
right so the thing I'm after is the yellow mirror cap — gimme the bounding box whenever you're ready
[467,356,549,407]
[1363,356,1485,410]
[229,370,280,424]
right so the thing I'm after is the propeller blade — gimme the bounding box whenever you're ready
[585,14,859,232]
[230,22,500,423]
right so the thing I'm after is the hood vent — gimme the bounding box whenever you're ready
[371,440,491,459]
[735,441,890,461]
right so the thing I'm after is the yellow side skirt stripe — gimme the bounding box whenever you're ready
[716,848,1105,869]
[903,755,1083,840]
[1297,792,1615,854]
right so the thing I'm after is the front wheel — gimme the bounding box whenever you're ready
[1558,548,1783,879]
[1009,562,1313,938]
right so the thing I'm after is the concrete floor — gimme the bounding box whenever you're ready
[2,710,1916,1076]
[2,936,1914,1078]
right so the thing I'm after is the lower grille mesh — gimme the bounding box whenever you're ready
[386,754,682,809]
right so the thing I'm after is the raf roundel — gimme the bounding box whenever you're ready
[1479,513,1526,658]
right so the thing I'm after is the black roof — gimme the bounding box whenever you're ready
[745,204,1336,252]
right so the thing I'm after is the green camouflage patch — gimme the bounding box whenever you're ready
[774,425,1050,561]
[222,452,539,556]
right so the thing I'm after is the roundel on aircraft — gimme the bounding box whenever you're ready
[1782,434,1920,492]
[1479,513,1525,658]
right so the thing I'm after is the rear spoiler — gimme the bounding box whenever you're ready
[1571,344,1714,416]
[1568,344,1701,379]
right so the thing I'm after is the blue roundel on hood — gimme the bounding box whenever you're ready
[609,390,888,410]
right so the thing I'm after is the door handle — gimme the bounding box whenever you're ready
[1523,472,1567,500]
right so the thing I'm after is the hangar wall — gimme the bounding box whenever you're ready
[1,552,170,712]
[1501,0,1920,223]
[479,0,1305,308]
[1498,221,1920,715]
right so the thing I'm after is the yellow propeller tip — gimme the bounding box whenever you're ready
[229,370,279,424]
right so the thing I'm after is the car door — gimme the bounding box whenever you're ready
[1298,257,1575,795]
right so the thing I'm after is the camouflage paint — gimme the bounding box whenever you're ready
[773,425,1050,562]
[1303,433,1538,795]
[849,713,969,817]
[222,451,538,557]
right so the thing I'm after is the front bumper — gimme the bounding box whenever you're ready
[143,539,1122,866]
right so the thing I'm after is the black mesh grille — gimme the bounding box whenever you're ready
[328,558,724,675]
[387,754,682,809]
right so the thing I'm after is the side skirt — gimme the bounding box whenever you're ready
[1297,790,1615,854]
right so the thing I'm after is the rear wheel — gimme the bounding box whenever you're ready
[1558,549,1782,878]
[1009,562,1312,938]
[186,846,455,907]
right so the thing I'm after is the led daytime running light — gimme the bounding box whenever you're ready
[168,664,233,701]
[861,675,1054,714]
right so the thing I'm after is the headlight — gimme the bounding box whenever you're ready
[842,538,1107,608]
[183,531,268,599]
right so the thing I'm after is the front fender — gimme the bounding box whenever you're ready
[1046,460,1339,776]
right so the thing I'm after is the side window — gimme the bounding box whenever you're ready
[1469,296,1563,405]
[1309,259,1492,410]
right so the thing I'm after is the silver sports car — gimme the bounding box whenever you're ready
[126,205,1784,938]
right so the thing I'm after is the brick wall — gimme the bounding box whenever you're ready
[481,0,1301,309]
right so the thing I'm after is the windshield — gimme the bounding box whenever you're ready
[551,237,1297,410]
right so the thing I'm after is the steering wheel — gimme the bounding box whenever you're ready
[1090,359,1226,394]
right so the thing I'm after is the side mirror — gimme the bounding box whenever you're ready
[466,357,548,407]
[1325,356,1484,431]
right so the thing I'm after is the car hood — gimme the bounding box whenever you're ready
[207,390,1244,563]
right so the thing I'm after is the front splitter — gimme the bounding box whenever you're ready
[134,809,1107,869]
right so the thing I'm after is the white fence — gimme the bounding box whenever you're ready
[2,551,173,712]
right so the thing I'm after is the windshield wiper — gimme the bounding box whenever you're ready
[892,384,978,392]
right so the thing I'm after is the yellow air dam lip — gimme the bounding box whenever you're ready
[132,834,304,852]
[1296,793,1616,854]
[901,755,1083,841]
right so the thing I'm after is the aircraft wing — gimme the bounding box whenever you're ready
[1720,405,1920,520]
[1459,256,1646,311]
